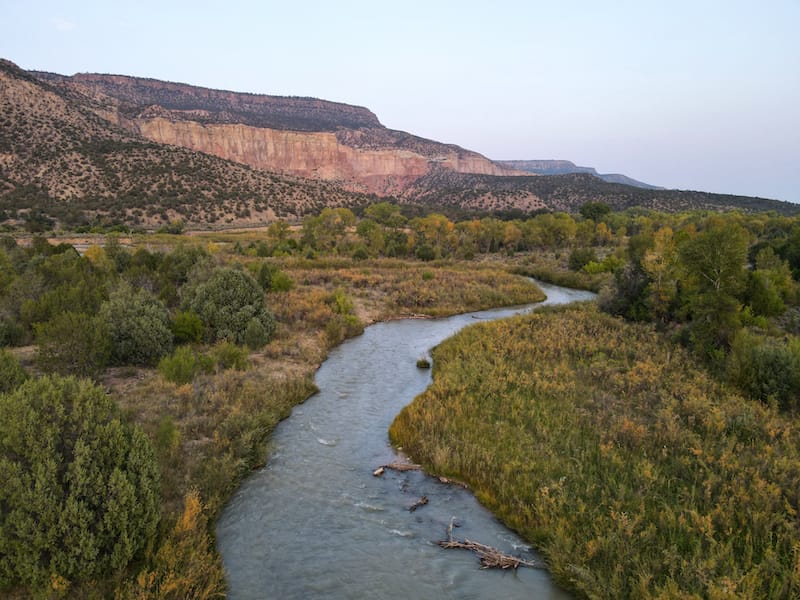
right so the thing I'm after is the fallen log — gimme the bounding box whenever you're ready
[372,462,421,476]
[437,518,542,570]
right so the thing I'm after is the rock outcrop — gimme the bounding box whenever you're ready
[34,72,525,195]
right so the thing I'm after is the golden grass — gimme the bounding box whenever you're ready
[390,303,800,598]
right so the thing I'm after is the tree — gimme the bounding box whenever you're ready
[679,221,749,355]
[0,376,160,591]
[182,268,276,345]
[100,284,173,366]
[579,201,611,222]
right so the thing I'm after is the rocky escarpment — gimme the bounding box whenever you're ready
[35,72,525,195]
[135,118,522,194]
[0,60,376,228]
[498,159,662,190]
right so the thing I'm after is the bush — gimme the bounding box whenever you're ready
[171,310,204,344]
[0,349,27,393]
[269,269,295,292]
[100,285,174,366]
[728,331,800,410]
[244,317,270,350]
[0,376,160,591]
[183,268,276,345]
[35,312,111,377]
[568,247,598,271]
[0,318,25,347]
[210,342,249,371]
[158,346,213,385]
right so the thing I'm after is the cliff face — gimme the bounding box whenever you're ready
[134,118,521,194]
[33,72,524,195]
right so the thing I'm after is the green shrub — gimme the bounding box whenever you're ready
[183,268,276,344]
[100,285,173,366]
[171,310,204,344]
[0,318,25,347]
[0,349,27,393]
[269,269,295,292]
[244,317,270,350]
[35,312,111,377]
[568,247,598,271]
[728,331,800,410]
[158,346,213,385]
[211,342,249,371]
[0,376,160,591]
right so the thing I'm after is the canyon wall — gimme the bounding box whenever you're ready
[134,118,522,195]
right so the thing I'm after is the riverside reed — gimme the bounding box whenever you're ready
[390,303,800,598]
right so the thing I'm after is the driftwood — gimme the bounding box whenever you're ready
[408,495,428,512]
[373,463,469,488]
[372,462,422,476]
[437,518,542,570]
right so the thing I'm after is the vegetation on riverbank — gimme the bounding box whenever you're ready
[390,303,800,598]
[0,226,543,598]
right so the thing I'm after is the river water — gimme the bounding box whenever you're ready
[217,281,595,599]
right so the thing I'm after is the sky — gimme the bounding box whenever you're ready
[2,0,799,202]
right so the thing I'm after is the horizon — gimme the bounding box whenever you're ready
[1,0,798,203]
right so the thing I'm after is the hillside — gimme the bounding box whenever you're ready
[498,159,663,189]
[2,58,797,227]
[0,60,376,228]
[34,71,523,196]
[403,169,799,215]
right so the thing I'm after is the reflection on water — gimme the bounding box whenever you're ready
[217,282,594,599]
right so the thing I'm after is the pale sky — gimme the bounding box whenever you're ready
[2,0,799,202]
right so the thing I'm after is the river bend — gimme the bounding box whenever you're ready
[217,281,595,599]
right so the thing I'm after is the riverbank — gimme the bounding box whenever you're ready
[103,258,546,599]
[390,303,800,598]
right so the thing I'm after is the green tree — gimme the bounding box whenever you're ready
[100,285,173,366]
[183,268,276,345]
[679,221,749,356]
[579,201,612,222]
[0,376,160,591]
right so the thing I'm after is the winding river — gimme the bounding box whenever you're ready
[217,281,595,599]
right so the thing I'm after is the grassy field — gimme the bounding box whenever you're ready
[390,303,800,599]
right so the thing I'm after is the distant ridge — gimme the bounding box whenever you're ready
[1,57,797,228]
[498,160,663,190]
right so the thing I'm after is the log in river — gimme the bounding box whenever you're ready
[216,281,595,599]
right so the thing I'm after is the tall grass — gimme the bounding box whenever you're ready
[390,303,800,598]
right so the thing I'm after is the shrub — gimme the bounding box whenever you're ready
[0,349,27,393]
[416,357,431,369]
[171,310,204,344]
[183,268,276,345]
[210,342,249,371]
[568,247,598,271]
[244,317,270,350]
[158,346,213,385]
[35,312,111,377]
[728,331,800,410]
[0,318,25,347]
[415,244,435,261]
[0,376,160,591]
[269,269,295,292]
[99,286,173,366]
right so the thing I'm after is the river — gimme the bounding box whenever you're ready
[216,281,595,599]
